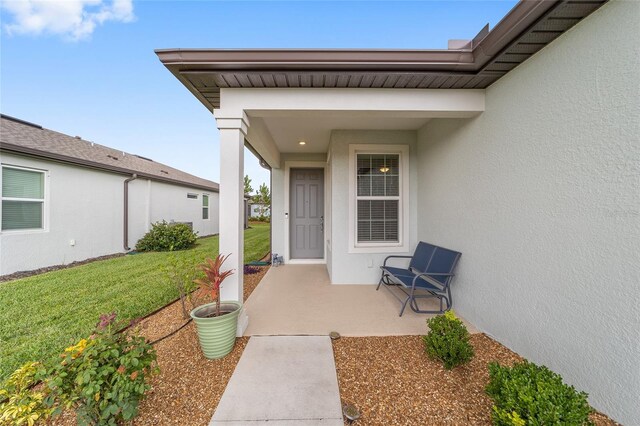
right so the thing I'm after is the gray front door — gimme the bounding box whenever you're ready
[290,168,324,259]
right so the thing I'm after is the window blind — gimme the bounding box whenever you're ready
[2,167,44,199]
[2,201,43,230]
[355,154,400,243]
[2,167,45,231]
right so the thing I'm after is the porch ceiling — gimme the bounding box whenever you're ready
[216,88,485,163]
[257,112,431,154]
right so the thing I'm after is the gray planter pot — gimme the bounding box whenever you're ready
[190,301,241,359]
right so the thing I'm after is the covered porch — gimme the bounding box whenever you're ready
[243,264,478,336]
[213,88,483,334]
[189,86,484,334]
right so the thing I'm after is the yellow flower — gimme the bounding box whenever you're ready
[94,392,100,402]
[63,339,89,359]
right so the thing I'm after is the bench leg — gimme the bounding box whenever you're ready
[399,295,412,317]
[376,273,384,291]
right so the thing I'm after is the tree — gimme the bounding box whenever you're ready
[244,175,253,195]
[256,183,271,216]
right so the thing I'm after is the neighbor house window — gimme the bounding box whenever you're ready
[202,194,209,220]
[348,145,409,253]
[2,165,46,231]
[187,193,198,199]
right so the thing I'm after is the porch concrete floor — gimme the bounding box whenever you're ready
[243,264,478,336]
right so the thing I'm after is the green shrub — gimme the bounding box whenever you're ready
[47,313,158,425]
[135,221,198,252]
[423,310,474,369]
[0,362,51,426]
[486,361,592,425]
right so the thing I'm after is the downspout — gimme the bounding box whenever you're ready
[123,174,138,251]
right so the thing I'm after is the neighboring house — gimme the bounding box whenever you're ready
[248,202,270,218]
[0,115,219,275]
[157,1,638,423]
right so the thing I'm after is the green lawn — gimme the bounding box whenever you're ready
[0,223,270,381]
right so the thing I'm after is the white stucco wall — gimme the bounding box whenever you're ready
[416,2,639,423]
[1,153,125,274]
[1,153,219,275]
[329,130,418,284]
[147,180,219,240]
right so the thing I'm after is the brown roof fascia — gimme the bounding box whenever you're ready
[155,1,561,74]
[472,0,558,67]
[156,49,476,72]
[0,142,219,193]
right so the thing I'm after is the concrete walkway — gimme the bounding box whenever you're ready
[210,336,343,425]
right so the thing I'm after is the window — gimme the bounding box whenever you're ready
[2,166,46,231]
[187,193,198,199]
[349,145,409,252]
[202,194,209,220]
[356,153,400,243]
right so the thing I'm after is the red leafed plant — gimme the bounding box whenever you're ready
[193,254,235,317]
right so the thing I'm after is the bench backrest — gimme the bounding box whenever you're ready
[410,241,462,285]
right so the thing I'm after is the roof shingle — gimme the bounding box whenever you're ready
[0,114,219,192]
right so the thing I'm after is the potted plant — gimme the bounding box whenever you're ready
[190,254,242,359]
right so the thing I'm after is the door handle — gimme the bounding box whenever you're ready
[320,216,324,232]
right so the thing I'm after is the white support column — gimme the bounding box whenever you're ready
[216,113,250,335]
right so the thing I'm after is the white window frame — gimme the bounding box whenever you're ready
[202,193,210,220]
[348,144,409,253]
[1,164,49,233]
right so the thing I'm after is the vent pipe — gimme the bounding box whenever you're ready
[123,174,138,251]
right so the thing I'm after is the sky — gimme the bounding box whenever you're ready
[0,0,517,192]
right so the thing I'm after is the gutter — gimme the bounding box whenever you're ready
[123,174,138,251]
[154,1,560,74]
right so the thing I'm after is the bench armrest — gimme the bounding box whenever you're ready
[382,255,413,267]
[419,272,455,276]
[412,272,454,291]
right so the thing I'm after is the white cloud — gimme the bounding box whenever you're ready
[1,0,135,40]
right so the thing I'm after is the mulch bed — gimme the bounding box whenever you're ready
[332,335,619,426]
[0,254,125,283]
[48,266,269,426]
[47,266,618,426]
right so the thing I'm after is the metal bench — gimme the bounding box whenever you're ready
[377,241,462,316]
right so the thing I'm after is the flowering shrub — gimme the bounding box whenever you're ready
[423,310,474,369]
[0,362,51,426]
[47,313,158,425]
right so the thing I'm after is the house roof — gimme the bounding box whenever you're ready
[156,0,607,110]
[0,114,219,192]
